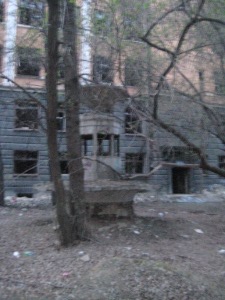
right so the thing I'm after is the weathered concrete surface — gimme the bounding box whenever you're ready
[85,180,151,218]
[133,184,225,217]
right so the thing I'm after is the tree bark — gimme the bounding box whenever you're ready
[46,0,70,245]
[63,0,89,242]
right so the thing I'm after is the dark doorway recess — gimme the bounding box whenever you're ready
[172,167,190,194]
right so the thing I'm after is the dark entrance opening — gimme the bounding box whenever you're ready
[17,193,33,198]
[172,167,190,194]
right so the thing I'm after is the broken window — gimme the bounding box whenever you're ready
[14,150,38,175]
[15,101,38,130]
[125,58,142,87]
[56,111,66,131]
[19,0,44,27]
[81,135,93,156]
[125,107,142,134]
[161,146,198,164]
[59,152,69,174]
[93,56,113,83]
[218,156,225,169]
[97,134,120,156]
[17,47,41,77]
[0,0,4,22]
[97,134,111,156]
[125,153,144,174]
[122,10,143,41]
[123,14,136,40]
[93,9,111,36]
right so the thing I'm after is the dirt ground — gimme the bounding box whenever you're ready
[1,200,225,299]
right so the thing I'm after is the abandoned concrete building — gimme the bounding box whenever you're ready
[0,0,225,199]
[1,85,225,199]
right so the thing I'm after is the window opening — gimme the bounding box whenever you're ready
[97,134,111,156]
[161,146,198,164]
[57,111,66,131]
[93,55,113,83]
[218,156,225,169]
[58,61,65,79]
[125,153,144,174]
[19,0,44,27]
[59,152,69,174]
[93,9,111,36]
[81,135,93,156]
[125,107,142,134]
[113,135,120,156]
[17,47,41,77]
[123,12,142,41]
[125,58,142,87]
[15,101,38,130]
[14,150,38,175]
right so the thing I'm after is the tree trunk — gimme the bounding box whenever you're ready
[63,0,89,242]
[46,0,71,245]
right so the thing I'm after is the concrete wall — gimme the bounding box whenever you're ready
[0,87,224,198]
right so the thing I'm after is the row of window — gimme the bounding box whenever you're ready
[14,46,142,86]
[14,150,144,175]
[0,45,141,85]
[93,56,142,86]
[13,150,225,177]
[15,102,142,134]
[93,8,142,41]
[0,0,142,42]
[81,134,120,157]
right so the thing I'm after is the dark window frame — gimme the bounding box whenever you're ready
[219,155,225,169]
[81,135,93,156]
[97,134,120,157]
[17,47,41,77]
[56,110,66,131]
[113,135,120,157]
[125,58,142,87]
[93,9,111,36]
[97,134,111,156]
[18,0,44,27]
[14,150,38,176]
[93,55,113,84]
[125,107,142,134]
[58,152,69,174]
[15,101,39,130]
[125,153,144,174]
[161,146,198,164]
[123,13,143,41]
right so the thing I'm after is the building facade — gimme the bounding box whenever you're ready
[0,0,224,198]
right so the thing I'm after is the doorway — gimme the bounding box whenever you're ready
[172,167,190,194]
